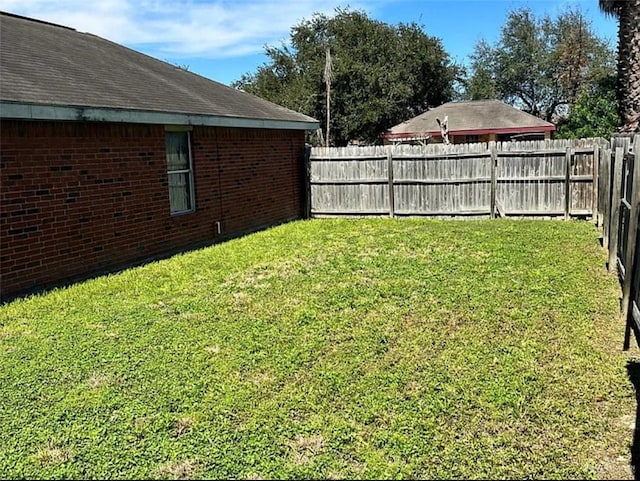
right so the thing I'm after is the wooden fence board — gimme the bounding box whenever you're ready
[622,138,640,349]
[593,135,640,350]
[600,149,611,247]
[592,146,600,225]
[617,151,636,280]
[572,151,596,215]
[310,138,601,218]
[622,142,640,321]
[609,148,624,271]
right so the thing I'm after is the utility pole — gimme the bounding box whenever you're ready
[323,47,333,147]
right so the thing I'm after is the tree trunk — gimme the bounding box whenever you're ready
[617,0,640,132]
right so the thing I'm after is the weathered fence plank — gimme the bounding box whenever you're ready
[593,147,602,226]
[622,139,640,350]
[618,150,636,280]
[609,147,624,271]
[490,143,497,219]
[565,147,572,220]
[571,150,594,216]
[393,147,491,216]
[387,151,395,218]
[593,135,640,350]
[631,136,640,308]
[600,148,611,248]
[310,139,601,218]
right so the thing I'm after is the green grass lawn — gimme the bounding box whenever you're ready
[0,219,636,479]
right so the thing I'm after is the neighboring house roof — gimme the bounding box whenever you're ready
[384,100,555,140]
[0,12,318,130]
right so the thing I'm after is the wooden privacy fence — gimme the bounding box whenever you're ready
[309,139,604,219]
[595,134,640,350]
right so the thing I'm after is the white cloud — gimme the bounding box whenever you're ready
[0,0,383,58]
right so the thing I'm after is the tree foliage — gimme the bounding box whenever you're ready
[555,77,620,139]
[465,7,615,122]
[465,40,498,101]
[233,9,457,145]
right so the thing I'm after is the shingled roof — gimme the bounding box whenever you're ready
[0,12,318,130]
[385,100,555,140]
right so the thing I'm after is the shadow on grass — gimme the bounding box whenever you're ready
[627,360,640,480]
[1,219,291,304]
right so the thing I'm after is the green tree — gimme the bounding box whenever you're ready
[233,9,457,145]
[555,77,620,139]
[466,7,614,122]
[465,40,497,101]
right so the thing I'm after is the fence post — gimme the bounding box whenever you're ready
[564,147,572,221]
[601,148,611,248]
[490,142,497,219]
[622,137,640,350]
[593,146,600,225]
[609,148,624,271]
[301,144,312,219]
[387,150,395,218]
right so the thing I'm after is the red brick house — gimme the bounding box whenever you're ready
[383,100,555,145]
[0,12,318,300]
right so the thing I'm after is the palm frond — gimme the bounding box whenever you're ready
[599,0,622,17]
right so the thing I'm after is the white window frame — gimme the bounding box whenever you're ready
[165,126,195,215]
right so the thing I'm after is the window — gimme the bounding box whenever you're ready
[465,135,479,143]
[165,130,195,214]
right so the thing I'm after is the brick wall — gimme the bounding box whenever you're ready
[1,120,306,299]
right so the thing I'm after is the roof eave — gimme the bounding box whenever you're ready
[0,101,320,131]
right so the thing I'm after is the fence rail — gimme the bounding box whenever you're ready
[309,139,603,219]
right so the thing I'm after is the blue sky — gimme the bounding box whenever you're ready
[0,0,618,86]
